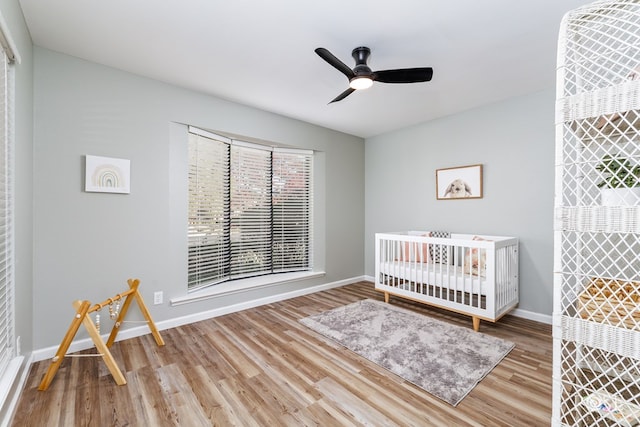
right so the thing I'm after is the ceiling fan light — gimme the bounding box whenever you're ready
[349,76,373,90]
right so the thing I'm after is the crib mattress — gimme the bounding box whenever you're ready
[378,261,488,296]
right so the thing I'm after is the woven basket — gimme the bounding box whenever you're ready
[578,277,640,330]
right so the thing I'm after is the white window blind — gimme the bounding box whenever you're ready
[0,45,15,380]
[187,128,312,291]
[188,132,230,288]
[272,149,312,272]
[230,143,272,278]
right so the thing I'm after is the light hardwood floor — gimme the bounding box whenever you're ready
[12,281,552,426]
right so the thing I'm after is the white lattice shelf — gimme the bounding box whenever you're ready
[557,80,640,123]
[556,206,640,234]
[561,316,640,361]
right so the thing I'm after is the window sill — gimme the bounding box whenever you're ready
[170,271,326,306]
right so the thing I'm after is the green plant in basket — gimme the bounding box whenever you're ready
[596,154,640,188]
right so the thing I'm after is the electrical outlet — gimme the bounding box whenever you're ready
[154,291,163,305]
[16,336,20,356]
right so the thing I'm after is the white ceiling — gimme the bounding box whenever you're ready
[18,0,589,138]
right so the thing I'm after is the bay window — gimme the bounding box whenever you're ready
[187,127,312,291]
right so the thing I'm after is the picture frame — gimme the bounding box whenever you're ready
[436,164,483,200]
[85,155,131,194]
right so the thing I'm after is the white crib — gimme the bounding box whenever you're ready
[375,231,519,331]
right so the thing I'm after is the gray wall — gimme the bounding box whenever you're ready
[364,89,555,316]
[33,47,364,349]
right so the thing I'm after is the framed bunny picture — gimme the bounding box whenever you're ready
[436,164,483,200]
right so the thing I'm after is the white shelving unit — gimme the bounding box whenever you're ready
[554,1,640,426]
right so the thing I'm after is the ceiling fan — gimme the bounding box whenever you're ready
[315,46,433,103]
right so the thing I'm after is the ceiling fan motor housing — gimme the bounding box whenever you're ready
[352,47,373,76]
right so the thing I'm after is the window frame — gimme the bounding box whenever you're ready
[0,27,18,405]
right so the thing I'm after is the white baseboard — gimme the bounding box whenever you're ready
[32,276,365,362]
[510,307,552,325]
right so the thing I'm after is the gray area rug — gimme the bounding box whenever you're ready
[299,299,514,406]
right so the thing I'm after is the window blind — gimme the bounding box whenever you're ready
[272,149,312,272]
[187,132,230,289]
[230,143,272,278]
[187,128,312,291]
[0,46,14,379]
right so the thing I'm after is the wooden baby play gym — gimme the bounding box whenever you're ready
[38,278,164,391]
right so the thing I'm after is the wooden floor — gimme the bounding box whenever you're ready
[12,281,552,426]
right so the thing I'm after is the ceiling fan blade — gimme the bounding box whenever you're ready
[315,48,355,80]
[329,88,356,104]
[373,67,433,83]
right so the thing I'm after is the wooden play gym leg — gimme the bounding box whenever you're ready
[106,279,164,347]
[37,300,91,391]
[472,316,480,332]
[38,278,164,391]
